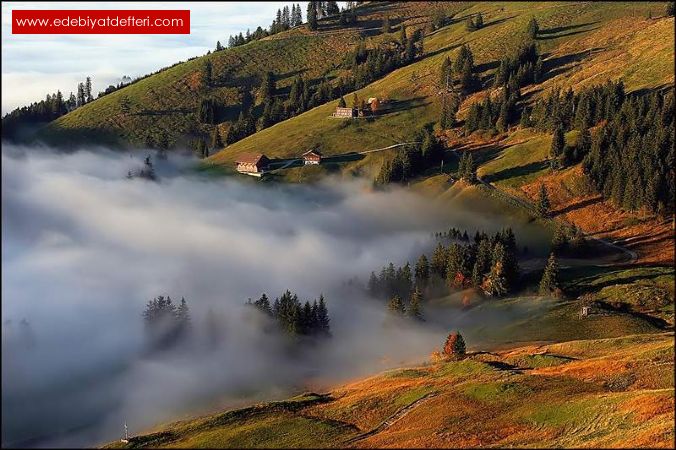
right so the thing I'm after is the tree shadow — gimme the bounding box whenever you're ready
[381,96,429,114]
[551,196,602,216]
[539,21,598,35]
[484,160,549,184]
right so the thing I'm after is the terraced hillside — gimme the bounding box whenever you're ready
[106,332,674,448]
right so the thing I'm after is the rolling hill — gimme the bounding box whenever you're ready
[105,332,674,448]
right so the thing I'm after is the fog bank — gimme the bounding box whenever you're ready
[1,145,550,448]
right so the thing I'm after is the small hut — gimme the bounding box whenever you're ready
[235,153,270,174]
[302,149,323,165]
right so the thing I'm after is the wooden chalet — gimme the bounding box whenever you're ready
[235,153,270,174]
[333,106,357,118]
[303,149,323,165]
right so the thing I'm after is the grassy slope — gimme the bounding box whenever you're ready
[207,2,673,168]
[38,2,466,147]
[106,332,674,448]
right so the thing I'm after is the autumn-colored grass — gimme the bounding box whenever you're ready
[105,332,674,448]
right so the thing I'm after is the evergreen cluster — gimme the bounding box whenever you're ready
[375,126,443,185]
[457,151,476,182]
[2,77,94,141]
[434,228,520,296]
[249,291,331,337]
[142,296,191,350]
[465,12,484,31]
[539,252,560,295]
[582,89,674,214]
[493,40,542,89]
[126,155,157,181]
[527,81,673,214]
[226,4,304,49]
[465,84,520,134]
[343,30,424,90]
[370,227,521,302]
[368,262,425,320]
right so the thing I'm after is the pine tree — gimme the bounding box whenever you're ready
[210,127,223,150]
[338,96,346,107]
[84,77,93,103]
[474,12,484,29]
[550,125,565,160]
[203,60,213,88]
[407,288,424,320]
[526,17,539,38]
[442,331,466,357]
[216,40,223,51]
[317,294,330,335]
[539,252,560,295]
[431,243,447,278]
[388,295,406,315]
[535,184,551,218]
[414,254,430,288]
[254,294,272,316]
[307,1,318,30]
[439,56,452,89]
[176,297,191,336]
[259,71,276,101]
[326,1,339,16]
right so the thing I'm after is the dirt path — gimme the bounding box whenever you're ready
[345,392,438,446]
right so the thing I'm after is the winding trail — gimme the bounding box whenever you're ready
[345,392,438,446]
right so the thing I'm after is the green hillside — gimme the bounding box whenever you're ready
[37,2,467,147]
[206,1,673,171]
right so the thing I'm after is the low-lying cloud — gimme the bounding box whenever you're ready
[1,144,551,448]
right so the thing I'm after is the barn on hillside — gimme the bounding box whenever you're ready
[235,153,270,174]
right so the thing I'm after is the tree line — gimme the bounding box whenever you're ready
[142,295,191,350]
[527,81,674,214]
[367,227,522,315]
[209,26,425,152]
[248,290,331,337]
[375,125,443,185]
[2,77,95,140]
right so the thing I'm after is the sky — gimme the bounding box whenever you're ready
[0,1,296,114]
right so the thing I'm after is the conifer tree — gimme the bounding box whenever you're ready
[526,17,539,38]
[474,12,484,29]
[338,96,346,108]
[550,125,565,161]
[317,294,330,335]
[407,288,424,320]
[439,56,452,89]
[307,2,318,30]
[414,254,430,288]
[431,243,447,278]
[210,127,223,150]
[539,252,560,295]
[442,331,466,357]
[535,184,551,218]
[388,295,406,315]
[203,60,213,88]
